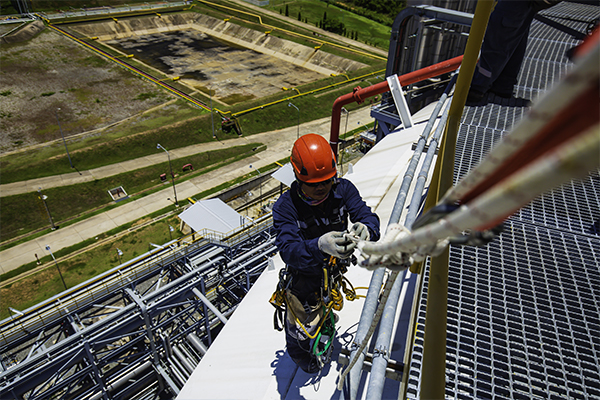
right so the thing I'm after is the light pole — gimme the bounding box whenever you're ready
[249,164,262,208]
[38,188,56,230]
[358,121,371,132]
[341,107,350,138]
[288,102,300,140]
[210,86,216,139]
[157,143,178,206]
[55,108,74,169]
[46,245,67,290]
[116,248,123,264]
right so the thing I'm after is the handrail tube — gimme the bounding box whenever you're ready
[347,268,385,399]
[347,78,455,400]
[366,96,452,400]
[419,1,495,397]
[388,74,456,226]
[365,269,408,399]
[329,55,463,154]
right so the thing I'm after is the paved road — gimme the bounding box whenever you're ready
[0,106,374,274]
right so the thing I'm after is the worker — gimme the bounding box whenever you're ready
[467,0,562,103]
[272,133,380,373]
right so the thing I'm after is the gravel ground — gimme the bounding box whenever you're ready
[0,23,170,153]
[105,29,324,103]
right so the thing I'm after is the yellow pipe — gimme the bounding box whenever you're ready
[228,69,384,118]
[197,0,386,61]
[419,1,496,399]
[46,24,211,111]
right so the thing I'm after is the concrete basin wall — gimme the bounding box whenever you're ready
[70,13,367,75]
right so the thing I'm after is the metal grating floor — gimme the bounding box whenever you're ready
[407,222,600,400]
[454,124,600,237]
[406,2,600,399]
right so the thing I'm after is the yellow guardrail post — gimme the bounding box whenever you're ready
[419,1,496,399]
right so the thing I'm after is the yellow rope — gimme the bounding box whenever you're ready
[284,292,335,340]
[281,258,362,339]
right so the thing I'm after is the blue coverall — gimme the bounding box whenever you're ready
[272,178,380,372]
[471,0,560,97]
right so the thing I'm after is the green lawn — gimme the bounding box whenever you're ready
[0,155,291,320]
[0,0,387,245]
[0,215,184,321]
[266,0,392,49]
[1,112,213,184]
[0,143,262,242]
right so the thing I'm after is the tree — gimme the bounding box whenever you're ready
[321,18,345,35]
[298,11,302,21]
[285,4,289,17]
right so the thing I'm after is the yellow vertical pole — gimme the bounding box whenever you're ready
[419,1,496,398]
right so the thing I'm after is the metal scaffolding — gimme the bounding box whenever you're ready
[0,217,276,400]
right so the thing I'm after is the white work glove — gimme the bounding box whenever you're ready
[318,231,356,259]
[358,223,413,271]
[349,222,370,241]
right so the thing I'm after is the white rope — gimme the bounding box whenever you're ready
[442,43,599,205]
[336,39,599,391]
[359,123,599,265]
[336,268,401,391]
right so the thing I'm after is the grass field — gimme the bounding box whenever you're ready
[0,0,390,297]
[265,0,392,48]
[0,215,183,321]
[0,143,262,243]
[0,66,383,186]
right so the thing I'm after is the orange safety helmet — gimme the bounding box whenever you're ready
[291,134,337,183]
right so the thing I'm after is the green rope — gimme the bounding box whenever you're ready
[313,310,336,357]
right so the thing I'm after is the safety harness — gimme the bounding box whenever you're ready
[269,255,359,365]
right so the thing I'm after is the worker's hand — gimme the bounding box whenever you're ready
[349,222,370,241]
[318,231,356,259]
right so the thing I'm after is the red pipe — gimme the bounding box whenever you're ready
[329,55,464,154]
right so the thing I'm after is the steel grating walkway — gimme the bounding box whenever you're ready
[407,2,600,399]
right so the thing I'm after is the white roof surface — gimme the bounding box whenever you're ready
[178,198,249,233]
[271,162,296,188]
[177,107,440,399]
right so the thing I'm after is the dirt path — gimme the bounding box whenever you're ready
[0,105,374,274]
[0,106,373,196]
